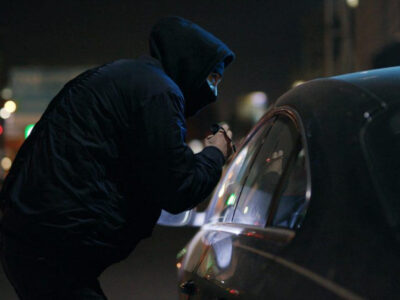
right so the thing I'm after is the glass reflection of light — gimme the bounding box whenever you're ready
[192,212,206,226]
[229,289,240,295]
[218,183,226,198]
[292,80,305,88]
[226,193,236,206]
[234,146,248,166]
[299,148,305,158]
[203,224,243,236]
[210,233,233,269]
[208,143,250,223]
[306,189,311,199]
[182,211,190,224]
[157,210,190,226]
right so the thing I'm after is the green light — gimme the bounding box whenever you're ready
[206,255,214,270]
[176,248,187,259]
[226,193,236,206]
[25,124,35,139]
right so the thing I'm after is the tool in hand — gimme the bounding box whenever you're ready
[210,123,236,153]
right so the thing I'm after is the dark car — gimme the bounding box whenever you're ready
[158,67,400,299]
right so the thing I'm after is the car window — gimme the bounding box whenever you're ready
[206,120,273,223]
[363,105,400,230]
[232,115,303,227]
[271,147,308,229]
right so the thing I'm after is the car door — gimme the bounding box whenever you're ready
[177,117,275,299]
[185,111,310,299]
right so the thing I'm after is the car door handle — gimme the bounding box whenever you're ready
[179,280,197,295]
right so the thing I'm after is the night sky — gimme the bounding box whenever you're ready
[0,0,322,104]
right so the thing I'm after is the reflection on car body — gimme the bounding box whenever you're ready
[158,67,400,299]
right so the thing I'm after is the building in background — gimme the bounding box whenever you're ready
[325,0,400,75]
[295,0,400,83]
[354,0,400,69]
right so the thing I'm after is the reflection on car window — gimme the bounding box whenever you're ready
[272,148,308,229]
[207,121,272,223]
[232,116,302,227]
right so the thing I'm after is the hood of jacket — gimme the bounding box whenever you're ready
[149,16,235,117]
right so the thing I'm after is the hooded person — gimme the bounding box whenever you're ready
[0,16,235,299]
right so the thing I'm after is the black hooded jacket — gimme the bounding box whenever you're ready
[0,17,235,263]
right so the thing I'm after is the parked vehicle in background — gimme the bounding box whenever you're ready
[158,67,400,299]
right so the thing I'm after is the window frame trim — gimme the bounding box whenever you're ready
[265,107,312,229]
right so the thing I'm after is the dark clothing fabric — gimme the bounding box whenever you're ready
[212,61,225,76]
[0,16,235,271]
[0,56,225,264]
[1,233,107,299]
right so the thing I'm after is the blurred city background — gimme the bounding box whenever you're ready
[0,0,399,299]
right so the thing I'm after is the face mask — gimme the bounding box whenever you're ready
[185,80,218,118]
[206,72,222,97]
[184,72,223,118]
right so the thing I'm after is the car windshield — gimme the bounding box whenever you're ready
[363,105,400,230]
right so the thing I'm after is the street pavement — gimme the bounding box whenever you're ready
[0,225,198,300]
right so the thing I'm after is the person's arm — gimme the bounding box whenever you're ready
[134,91,231,214]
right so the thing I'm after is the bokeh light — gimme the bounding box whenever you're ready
[292,80,305,88]
[0,108,11,119]
[1,88,13,100]
[1,157,12,171]
[25,124,35,139]
[347,0,359,8]
[4,100,17,113]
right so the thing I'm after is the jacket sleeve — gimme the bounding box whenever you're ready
[132,91,225,214]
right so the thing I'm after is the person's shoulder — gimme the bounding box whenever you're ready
[108,57,183,99]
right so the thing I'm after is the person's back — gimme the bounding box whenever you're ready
[1,58,183,261]
[0,16,235,299]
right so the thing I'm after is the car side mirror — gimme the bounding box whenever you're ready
[157,209,206,227]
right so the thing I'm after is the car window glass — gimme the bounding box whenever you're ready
[207,121,273,223]
[232,116,300,227]
[272,147,308,229]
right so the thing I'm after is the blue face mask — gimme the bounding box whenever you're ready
[206,72,222,96]
[184,64,224,118]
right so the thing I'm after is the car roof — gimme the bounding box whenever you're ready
[273,67,400,128]
[332,66,400,106]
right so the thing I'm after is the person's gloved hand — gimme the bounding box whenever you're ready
[204,122,234,159]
